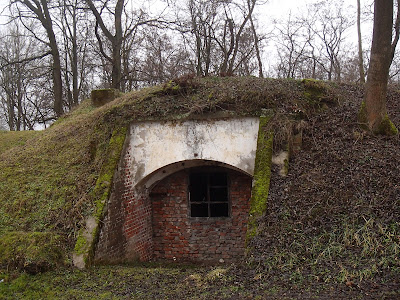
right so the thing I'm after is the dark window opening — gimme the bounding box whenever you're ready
[189,171,229,217]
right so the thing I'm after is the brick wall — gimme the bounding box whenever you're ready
[95,139,153,263]
[95,141,252,263]
[151,169,252,263]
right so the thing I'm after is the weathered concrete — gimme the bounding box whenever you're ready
[91,89,120,107]
[94,116,264,264]
[128,117,260,195]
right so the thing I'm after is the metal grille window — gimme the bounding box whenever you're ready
[189,172,229,217]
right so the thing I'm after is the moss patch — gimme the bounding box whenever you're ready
[246,115,273,243]
[301,79,338,110]
[0,231,65,274]
[358,101,368,127]
[73,127,127,266]
[302,79,328,101]
[376,114,398,135]
[93,127,127,220]
[358,101,398,135]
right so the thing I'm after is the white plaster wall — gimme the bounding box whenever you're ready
[128,117,259,192]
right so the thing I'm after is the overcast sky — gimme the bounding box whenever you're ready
[0,0,373,72]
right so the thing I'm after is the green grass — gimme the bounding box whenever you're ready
[0,77,311,272]
[0,232,65,274]
[0,130,40,154]
[0,264,257,299]
[1,263,399,299]
[1,76,393,281]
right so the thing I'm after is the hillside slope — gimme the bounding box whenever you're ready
[249,84,400,288]
[0,76,398,291]
[0,77,306,271]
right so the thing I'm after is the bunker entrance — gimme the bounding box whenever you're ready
[150,165,252,262]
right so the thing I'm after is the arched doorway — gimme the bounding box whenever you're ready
[94,117,260,264]
[150,165,252,262]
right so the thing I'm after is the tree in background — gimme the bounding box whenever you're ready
[1,0,400,130]
[273,0,352,81]
[85,0,125,90]
[11,0,64,117]
[360,0,398,135]
[0,23,53,130]
[357,0,366,83]
[85,0,163,91]
[60,0,93,109]
[178,0,263,77]
[274,13,309,79]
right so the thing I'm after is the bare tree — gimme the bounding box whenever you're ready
[274,13,309,79]
[357,0,366,83]
[0,23,52,130]
[138,29,192,85]
[85,0,161,91]
[185,0,219,76]
[180,0,262,76]
[85,0,124,90]
[11,0,64,117]
[310,0,352,82]
[217,0,257,75]
[59,0,93,109]
[248,0,263,77]
[272,0,352,81]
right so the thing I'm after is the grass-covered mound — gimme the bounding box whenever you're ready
[0,76,399,297]
[0,77,313,272]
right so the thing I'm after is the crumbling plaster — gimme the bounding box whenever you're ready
[128,117,260,195]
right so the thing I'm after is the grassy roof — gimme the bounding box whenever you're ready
[0,76,397,273]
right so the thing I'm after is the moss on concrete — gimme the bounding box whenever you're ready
[73,127,127,267]
[246,115,273,244]
[91,89,120,107]
[93,127,127,220]
[73,233,87,255]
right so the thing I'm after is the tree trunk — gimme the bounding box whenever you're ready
[41,0,63,117]
[51,48,64,116]
[15,0,64,117]
[112,0,123,90]
[357,0,366,83]
[86,0,124,89]
[7,95,15,131]
[362,0,398,135]
[248,0,263,78]
[71,2,79,105]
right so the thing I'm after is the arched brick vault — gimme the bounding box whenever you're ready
[129,117,259,196]
[94,117,259,264]
[137,159,252,198]
[150,163,252,262]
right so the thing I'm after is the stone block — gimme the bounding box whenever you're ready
[91,89,120,107]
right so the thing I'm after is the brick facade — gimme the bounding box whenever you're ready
[95,139,153,263]
[95,144,252,263]
[151,169,251,263]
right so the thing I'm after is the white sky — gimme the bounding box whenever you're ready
[0,0,373,71]
[0,0,369,34]
[0,0,374,130]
